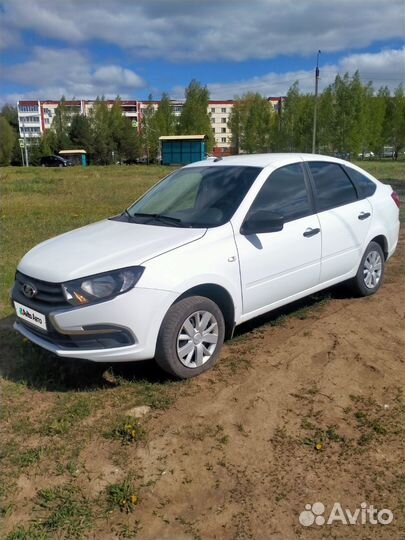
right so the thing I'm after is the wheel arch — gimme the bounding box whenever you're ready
[175,283,236,340]
[370,234,388,260]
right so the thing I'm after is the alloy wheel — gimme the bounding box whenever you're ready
[363,250,382,289]
[177,310,219,368]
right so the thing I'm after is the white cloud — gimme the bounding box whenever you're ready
[1,0,403,61]
[201,48,405,99]
[1,47,146,100]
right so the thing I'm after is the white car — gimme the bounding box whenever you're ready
[12,154,400,378]
[357,151,375,160]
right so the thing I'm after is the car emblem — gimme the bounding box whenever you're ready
[22,282,37,299]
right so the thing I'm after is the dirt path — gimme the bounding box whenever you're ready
[1,234,404,540]
[91,233,403,539]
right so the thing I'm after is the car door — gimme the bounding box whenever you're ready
[306,161,373,283]
[234,162,322,318]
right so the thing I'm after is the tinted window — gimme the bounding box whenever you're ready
[308,162,357,212]
[249,163,311,222]
[344,167,377,198]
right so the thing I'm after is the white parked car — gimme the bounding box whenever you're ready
[357,151,375,160]
[12,154,400,378]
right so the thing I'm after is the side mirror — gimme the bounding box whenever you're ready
[240,210,284,235]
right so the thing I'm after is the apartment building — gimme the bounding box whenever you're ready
[17,96,284,155]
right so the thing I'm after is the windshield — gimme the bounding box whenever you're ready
[125,166,262,228]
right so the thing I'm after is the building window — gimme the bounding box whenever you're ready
[221,117,226,123]
[212,128,215,133]
[221,128,226,133]
[211,107,216,113]
[221,107,226,113]
[221,137,227,143]
[19,105,38,112]
[211,118,216,123]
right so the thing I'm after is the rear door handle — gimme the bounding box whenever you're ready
[358,212,371,220]
[303,227,320,238]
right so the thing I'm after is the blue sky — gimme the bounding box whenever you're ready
[0,0,403,105]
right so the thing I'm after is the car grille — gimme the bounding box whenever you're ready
[15,271,68,307]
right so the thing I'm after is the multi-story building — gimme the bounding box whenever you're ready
[17,96,284,156]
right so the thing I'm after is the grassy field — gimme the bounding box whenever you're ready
[0,164,176,316]
[1,160,403,316]
[0,160,404,540]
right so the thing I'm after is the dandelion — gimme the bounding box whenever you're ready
[315,442,323,451]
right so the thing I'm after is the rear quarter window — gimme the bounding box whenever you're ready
[344,167,377,198]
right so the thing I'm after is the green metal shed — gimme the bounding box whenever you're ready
[159,135,207,165]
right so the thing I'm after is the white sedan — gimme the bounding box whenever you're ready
[12,154,400,378]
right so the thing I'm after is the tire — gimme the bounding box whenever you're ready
[155,296,225,379]
[350,241,385,296]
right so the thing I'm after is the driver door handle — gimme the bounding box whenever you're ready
[303,227,320,238]
[358,212,371,220]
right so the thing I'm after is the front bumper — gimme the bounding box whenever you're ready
[13,286,178,362]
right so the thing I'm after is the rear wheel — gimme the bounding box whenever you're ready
[350,241,385,296]
[155,296,225,378]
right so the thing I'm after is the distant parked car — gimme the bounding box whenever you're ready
[357,151,375,160]
[40,155,72,167]
[382,146,394,159]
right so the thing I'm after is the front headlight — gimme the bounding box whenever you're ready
[62,266,144,306]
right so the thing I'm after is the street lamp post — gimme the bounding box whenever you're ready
[312,50,321,154]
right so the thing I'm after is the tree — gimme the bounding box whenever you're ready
[53,96,71,151]
[1,104,18,131]
[179,80,214,150]
[90,97,113,164]
[390,84,405,152]
[0,116,16,165]
[278,81,303,151]
[229,93,273,154]
[38,129,57,157]
[120,117,142,161]
[154,93,177,136]
[140,97,159,162]
[69,114,92,153]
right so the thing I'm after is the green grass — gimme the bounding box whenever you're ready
[352,159,405,183]
[0,164,175,316]
[0,161,403,316]
[35,484,93,538]
[0,160,403,539]
[106,477,139,513]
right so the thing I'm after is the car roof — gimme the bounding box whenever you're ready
[185,153,351,169]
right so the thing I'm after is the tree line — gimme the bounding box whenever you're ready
[0,80,213,166]
[230,72,404,156]
[0,73,404,166]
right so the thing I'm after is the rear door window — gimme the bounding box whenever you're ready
[308,161,358,212]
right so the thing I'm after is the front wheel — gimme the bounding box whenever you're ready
[155,296,225,379]
[350,241,385,296]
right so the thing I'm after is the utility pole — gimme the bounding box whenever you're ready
[312,50,321,154]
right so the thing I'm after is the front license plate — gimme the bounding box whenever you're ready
[14,301,47,331]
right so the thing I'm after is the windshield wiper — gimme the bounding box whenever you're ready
[131,212,183,226]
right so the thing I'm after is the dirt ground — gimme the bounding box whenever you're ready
[1,233,404,540]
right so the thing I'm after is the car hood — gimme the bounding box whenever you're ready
[18,219,206,282]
